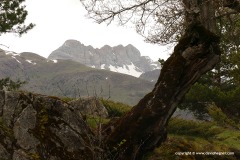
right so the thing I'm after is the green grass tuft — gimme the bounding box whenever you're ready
[100,99,131,117]
[168,118,223,138]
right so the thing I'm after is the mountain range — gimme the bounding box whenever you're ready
[48,40,160,77]
[0,47,156,105]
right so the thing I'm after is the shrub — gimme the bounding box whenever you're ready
[0,77,25,91]
[207,104,240,129]
[60,97,75,102]
[100,99,131,117]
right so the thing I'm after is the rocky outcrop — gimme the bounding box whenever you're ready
[69,97,108,118]
[0,90,105,160]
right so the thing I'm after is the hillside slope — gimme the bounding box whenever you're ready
[0,49,154,105]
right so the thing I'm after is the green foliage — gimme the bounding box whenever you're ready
[100,99,131,117]
[113,139,127,152]
[207,104,240,129]
[0,0,34,35]
[0,77,26,91]
[216,130,240,149]
[181,81,240,120]
[86,99,131,130]
[60,97,75,102]
[86,116,109,129]
[218,13,240,56]
[158,58,165,67]
[168,118,223,138]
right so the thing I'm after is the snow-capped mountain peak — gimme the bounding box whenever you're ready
[48,40,161,77]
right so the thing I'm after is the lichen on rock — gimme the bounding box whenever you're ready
[0,90,105,160]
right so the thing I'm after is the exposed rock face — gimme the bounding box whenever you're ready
[69,97,108,118]
[48,40,160,77]
[0,90,104,160]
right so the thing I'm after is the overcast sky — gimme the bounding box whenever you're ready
[0,0,172,61]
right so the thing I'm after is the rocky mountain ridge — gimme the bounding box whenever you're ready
[48,40,160,77]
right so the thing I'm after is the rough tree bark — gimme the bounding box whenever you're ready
[103,1,222,159]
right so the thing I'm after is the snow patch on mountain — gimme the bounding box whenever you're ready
[101,64,106,69]
[26,59,37,65]
[52,60,58,63]
[5,51,20,56]
[12,56,21,64]
[108,63,143,77]
[4,50,22,64]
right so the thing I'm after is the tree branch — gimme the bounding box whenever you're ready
[224,0,240,12]
[81,0,155,24]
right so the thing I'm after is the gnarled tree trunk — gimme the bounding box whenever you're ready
[103,1,221,159]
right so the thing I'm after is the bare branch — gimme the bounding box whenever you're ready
[80,0,240,45]
[80,0,185,44]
